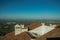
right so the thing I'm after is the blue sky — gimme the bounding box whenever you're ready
[0,0,60,20]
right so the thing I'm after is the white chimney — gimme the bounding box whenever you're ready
[49,24,57,28]
[20,24,24,28]
[52,25,57,28]
[15,24,22,35]
[49,24,53,27]
[41,23,45,26]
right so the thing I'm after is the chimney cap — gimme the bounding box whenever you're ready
[41,23,45,26]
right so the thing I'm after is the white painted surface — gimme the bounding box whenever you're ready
[20,24,24,28]
[22,28,28,32]
[29,25,55,37]
[15,24,22,35]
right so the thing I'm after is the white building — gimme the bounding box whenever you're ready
[15,24,22,35]
[29,23,56,37]
[21,24,28,32]
[20,24,24,28]
[15,24,28,35]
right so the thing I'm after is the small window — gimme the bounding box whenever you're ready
[16,27,21,29]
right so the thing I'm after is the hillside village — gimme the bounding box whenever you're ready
[1,22,60,40]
